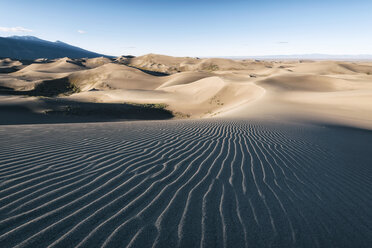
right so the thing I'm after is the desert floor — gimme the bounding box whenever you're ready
[0,55,371,247]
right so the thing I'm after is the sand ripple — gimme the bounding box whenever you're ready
[0,120,371,247]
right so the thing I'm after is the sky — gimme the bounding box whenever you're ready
[0,0,371,57]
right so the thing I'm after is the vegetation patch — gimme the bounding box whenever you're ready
[209,95,224,106]
[203,64,220,71]
[125,102,168,109]
[44,100,173,120]
[173,112,191,118]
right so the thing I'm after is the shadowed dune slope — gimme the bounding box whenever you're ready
[68,63,164,91]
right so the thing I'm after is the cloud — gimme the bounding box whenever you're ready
[0,26,33,32]
[77,30,86,34]
[277,41,289,44]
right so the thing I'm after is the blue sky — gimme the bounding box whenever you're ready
[1,0,371,56]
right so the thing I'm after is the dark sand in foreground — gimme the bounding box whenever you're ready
[0,119,371,247]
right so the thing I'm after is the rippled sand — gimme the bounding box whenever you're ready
[0,119,371,247]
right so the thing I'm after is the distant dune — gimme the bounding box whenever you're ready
[1,54,371,128]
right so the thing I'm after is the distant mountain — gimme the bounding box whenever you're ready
[0,36,110,60]
[8,35,46,42]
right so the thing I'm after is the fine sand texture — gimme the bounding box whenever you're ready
[0,119,371,247]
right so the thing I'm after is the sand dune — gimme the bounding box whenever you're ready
[0,55,371,128]
[1,55,372,127]
[126,54,273,74]
[0,59,24,74]
[257,74,357,92]
[3,58,86,86]
[83,57,113,69]
[0,120,371,247]
[289,61,372,75]
[157,71,212,88]
[14,57,85,74]
[68,63,163,91]
[0,58,22,68]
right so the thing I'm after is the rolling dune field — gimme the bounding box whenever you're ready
[0,119,371,247]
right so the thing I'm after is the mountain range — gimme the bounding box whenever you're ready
[0,36,109,60]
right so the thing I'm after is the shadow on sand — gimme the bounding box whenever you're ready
[0,97,173,125]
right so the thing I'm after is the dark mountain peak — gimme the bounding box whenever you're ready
[0,36,112,60]
[8,35,45,42]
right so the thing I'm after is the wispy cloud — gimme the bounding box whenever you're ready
[277,41,289,44]
[77,30,86,34]
[0,26,33,32]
